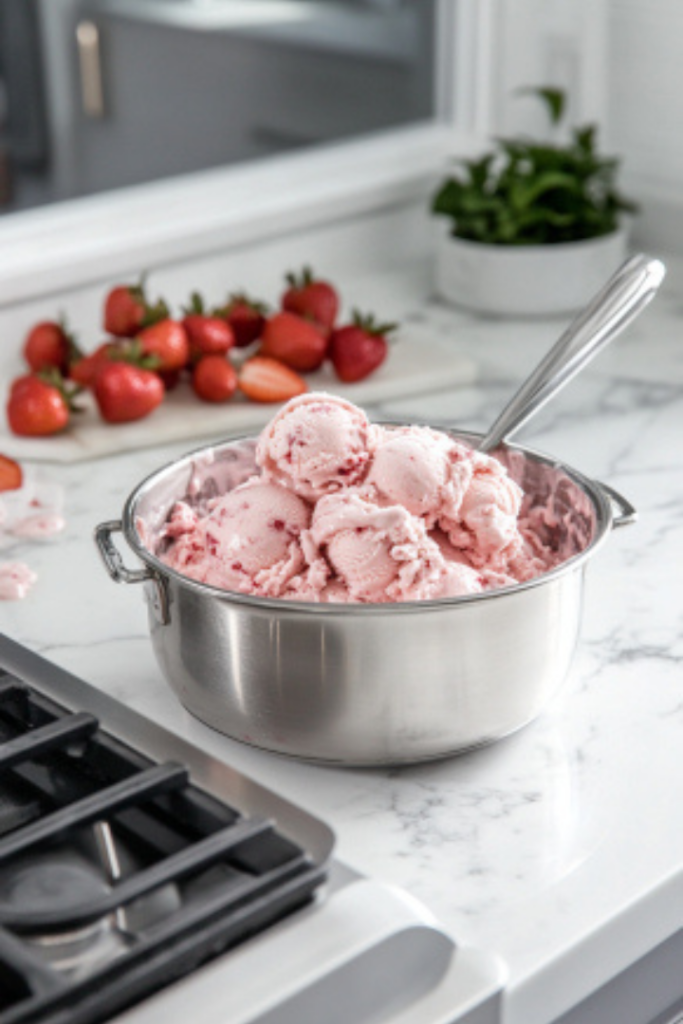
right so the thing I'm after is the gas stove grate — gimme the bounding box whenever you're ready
[0,666,327,1024]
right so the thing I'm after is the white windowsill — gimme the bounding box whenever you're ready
[0,123,482,308]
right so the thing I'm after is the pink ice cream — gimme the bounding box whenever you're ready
[157,393,588,603]
[301,490,464,603]
[366,425,473,524]
[256,392,377,501]
[0,475,66,600]
[10,513,66,540]
[0,561,37,600]
[161,480,310,598]
[439,452,525,573]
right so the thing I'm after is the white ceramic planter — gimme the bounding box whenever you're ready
[434,226,629,318]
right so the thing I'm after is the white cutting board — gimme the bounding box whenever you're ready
[0,328,476,463]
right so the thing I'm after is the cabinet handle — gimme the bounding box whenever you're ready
[76,20,105,118]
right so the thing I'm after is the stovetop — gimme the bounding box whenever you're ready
[0,634,505,1024]
[0,636,331,1024]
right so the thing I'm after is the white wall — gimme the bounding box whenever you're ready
[485,0,683,255]
[604,0,683,254]
[492,0,608,136]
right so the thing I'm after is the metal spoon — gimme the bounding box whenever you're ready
[478,253,666,453]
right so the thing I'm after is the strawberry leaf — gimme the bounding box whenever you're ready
[350,310,398,336]
[183,291,205,316]
[285,266,315,290]
[140,298,170,328]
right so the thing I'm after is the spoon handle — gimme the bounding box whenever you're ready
[478,253,666,453]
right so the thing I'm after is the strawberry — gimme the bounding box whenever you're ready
[192,355,238,403]
[103,278,169,337]
[137,319,190,373]
[0,454,23,492]
[282,266,339,332]
[71,337,165,388]
[329,311,396,383]
[217,292,268,348]
[157,368,183,391]
[23,318,81,375]
[69,341,121,388]
[93,363,164,424]
[239,356,307,403]
[6,371,80,437]
[260,311,327,372]
[182,293,235,361]
[9,374,41,400]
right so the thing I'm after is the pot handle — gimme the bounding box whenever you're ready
[597,483,638,529]
[94,520,170,624]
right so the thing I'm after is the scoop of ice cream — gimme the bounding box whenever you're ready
[0,473,66,551]
[437,561,484,598]
[440,452,524,571]
[256,392,377,501]
[428,527,486,597]
[155,392,585,603]
[161,481,311,597]
[304,490,451,602]
[367,426,473,524]
[0,561,37,600]
[10,513,66,539]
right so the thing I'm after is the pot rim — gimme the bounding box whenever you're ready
[120,427,616,615]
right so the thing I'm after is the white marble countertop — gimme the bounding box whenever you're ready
[2,258,683,1024]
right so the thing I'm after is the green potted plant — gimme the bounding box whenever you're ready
[431,88,638,316]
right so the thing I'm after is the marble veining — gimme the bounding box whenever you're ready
[2,257,683,1024]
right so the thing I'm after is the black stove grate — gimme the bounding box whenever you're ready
[0,667,327,1024]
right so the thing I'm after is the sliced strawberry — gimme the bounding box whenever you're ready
[260,311,327,372]
[239,356,307,403]
[0,454,23,492]
[282,266,339,332]
[329,311,396,384]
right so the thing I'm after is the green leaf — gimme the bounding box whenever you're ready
[430,85,637,244]
[516,86,566,125]
[459,193,504,215]
[573,125,597,155]
[509,171,579,211]
[431,178,465,217]
[463,154,495,191]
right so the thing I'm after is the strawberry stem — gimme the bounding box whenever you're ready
[37,368,85,412]
[183,291,205,316]
[57,312,85,364]
[140,298,170,328]
[350,309,398,337]
[217,293,269,317]
[106,339,162,371]
[285,266,314,290]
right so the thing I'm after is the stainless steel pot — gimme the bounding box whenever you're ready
[94,432,635,766]
[94,253,661,766]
